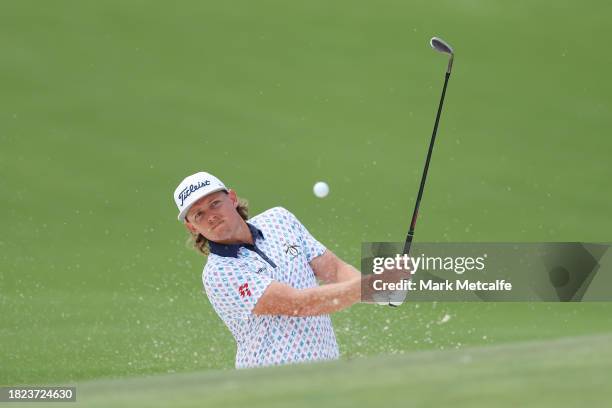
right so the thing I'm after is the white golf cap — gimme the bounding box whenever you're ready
[173,172,228,222]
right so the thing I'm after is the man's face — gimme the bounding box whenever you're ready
[185,190,243,243]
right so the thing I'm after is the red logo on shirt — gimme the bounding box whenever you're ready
[238,283,252,297]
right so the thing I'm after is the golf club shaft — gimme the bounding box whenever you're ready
[403,71,451,257]
[387,71,452,307]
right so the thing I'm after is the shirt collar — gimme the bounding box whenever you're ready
[209,223,264,258]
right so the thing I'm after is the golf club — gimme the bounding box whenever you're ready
[388,36,455,307]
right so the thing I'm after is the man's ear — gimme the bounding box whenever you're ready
[228,189,238,207]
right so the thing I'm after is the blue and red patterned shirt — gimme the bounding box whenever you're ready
[202,207,340,368]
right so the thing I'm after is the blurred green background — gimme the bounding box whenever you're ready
[1,0,611,403]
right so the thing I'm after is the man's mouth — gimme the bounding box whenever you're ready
[209,221,223,232]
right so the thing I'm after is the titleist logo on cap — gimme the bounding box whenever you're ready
[178,180,211,206]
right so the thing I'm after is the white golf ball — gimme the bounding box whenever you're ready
[313,181,329,198]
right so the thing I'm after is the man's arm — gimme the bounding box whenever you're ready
[309,249,361,283]
[251,250,363,317]
[251,255,411,317]
[252,277,362,317]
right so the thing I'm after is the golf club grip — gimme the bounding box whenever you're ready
[388,72,451,307]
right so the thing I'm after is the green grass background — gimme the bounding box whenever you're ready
[1,0,611,404]
[42,333,612,408]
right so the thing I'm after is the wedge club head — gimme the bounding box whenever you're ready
[430,37,454,74]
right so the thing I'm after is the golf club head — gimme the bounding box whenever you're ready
[430,37,454,74]
[430,37,453,54]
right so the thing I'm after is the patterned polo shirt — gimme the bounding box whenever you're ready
[202,207,340,368]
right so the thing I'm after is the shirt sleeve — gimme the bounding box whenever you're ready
[280,207,327,262]
[203,262,273,321]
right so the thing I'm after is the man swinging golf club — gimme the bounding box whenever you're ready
[173,171,370,368]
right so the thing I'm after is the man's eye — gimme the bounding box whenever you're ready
[211,201,221,208]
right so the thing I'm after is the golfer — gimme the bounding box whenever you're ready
[173,172,364,368]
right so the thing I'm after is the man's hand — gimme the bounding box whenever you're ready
[361,259,414,303]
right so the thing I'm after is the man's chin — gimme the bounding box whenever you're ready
[206,229,229,243]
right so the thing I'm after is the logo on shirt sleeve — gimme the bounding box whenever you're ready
[238,283,252,297]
